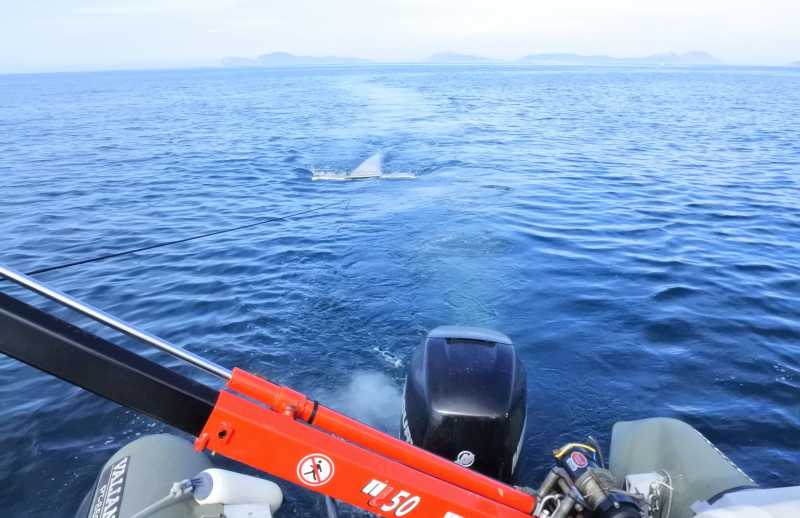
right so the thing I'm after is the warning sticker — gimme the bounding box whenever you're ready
[87,456,130,518]
[565,450,590,472]
[296,453,335,487]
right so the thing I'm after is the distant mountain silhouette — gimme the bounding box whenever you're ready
[518,51,720,65]
[424,52,497,64]
[789,61,800,66]
[222,52,370,67]
[222,50,721,67]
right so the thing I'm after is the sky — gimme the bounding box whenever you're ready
[1,0,799,73]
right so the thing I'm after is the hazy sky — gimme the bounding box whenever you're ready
[2,0,799,73]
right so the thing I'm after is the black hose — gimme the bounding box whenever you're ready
[588,435,606,469]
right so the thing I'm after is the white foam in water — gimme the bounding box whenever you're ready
[373,345,404,368]
[312,151,416,180]
[324,372,402,433]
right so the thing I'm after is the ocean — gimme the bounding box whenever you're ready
[1,64,799,516]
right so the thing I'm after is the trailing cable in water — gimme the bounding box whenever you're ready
[24,201,343,276]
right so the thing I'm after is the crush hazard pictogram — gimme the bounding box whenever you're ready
[297,453,335,486]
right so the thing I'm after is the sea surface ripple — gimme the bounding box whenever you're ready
[1,65,799,516]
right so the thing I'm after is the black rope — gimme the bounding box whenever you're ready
[25,202,343,276]
[307,400,320,424]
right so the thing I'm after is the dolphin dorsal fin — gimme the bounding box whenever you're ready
[352,152,383,177]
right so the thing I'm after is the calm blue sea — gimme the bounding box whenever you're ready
[1,65,799,516]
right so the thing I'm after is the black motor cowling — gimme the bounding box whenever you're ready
[401,326,527,482]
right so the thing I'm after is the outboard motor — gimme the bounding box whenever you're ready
[401,326,527,482]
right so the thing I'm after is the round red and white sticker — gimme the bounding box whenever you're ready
[570,451,589,469]
[297,453,335,487]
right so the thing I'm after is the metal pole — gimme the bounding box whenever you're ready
[0,264,232,380]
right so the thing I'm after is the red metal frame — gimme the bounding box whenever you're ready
[196,368,537,518]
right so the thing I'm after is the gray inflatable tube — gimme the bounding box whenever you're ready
[609,418,756,518]
[75,434,222,518]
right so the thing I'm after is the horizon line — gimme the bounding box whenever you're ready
[2,53,799,76]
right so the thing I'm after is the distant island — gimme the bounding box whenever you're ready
[221,51,369,67]
[789,61,800,66]
[222,50,722,68]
